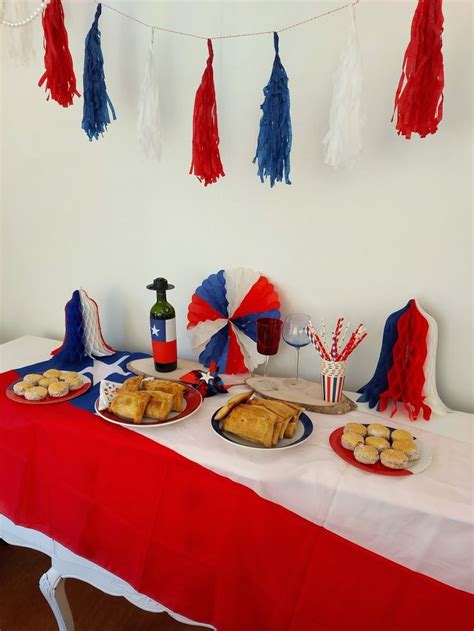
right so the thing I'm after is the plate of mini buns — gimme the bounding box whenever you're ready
[211,392,313,450]
[94,375,202,428]
[329,422,431,476]
[6,370,91,404]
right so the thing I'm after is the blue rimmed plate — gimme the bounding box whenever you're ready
[211,408,313,450]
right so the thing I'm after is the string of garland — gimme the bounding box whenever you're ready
[1,0,446,185]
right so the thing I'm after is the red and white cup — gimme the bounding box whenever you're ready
[321,360,346,403]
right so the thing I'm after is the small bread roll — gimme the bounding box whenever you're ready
[365,436,390,452]
[49,381,70,398]
[341,432,364,451]
[24,386,48,401]
[39,377,59,388]
[43,369,62,379]
[367,423,390,440]
[64,376,83,391]
[24,373,43,385]
[354,444,379,465]
[344,422,367,437]
[13,381,33,396]
[392,439,419,462]
[391,429,413,442]
[380,449,408,470]
[60,371,79,381]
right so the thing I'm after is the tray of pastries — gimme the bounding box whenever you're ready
[94,375,202,428]
[211,392,313,450]
[329,422,431,475]
[7,370,91,404]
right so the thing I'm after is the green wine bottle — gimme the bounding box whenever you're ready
[147,277,177,372]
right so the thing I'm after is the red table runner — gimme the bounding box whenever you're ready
[1,369,472,631]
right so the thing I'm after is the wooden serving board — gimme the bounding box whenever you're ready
[127,357,250,386]
[245,376,356,415]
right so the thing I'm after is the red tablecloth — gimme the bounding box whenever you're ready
[1,369,472,631]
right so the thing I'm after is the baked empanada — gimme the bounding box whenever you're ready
[222,404,279,448]
[142,379,186,412]
[144,391,175,421]
[280,401,305,438]
[110,391,151,424]
[250,398,294,440]
[121,375,144,391]
[214,392,253,421]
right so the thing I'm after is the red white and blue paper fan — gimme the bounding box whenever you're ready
[187,268,280,374]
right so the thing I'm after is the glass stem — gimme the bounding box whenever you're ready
[263,355,270,378]
[295,347,300,382]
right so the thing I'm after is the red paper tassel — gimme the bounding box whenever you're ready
[189,39,225,186]
[392,0,444,139]
[38,0,80,107]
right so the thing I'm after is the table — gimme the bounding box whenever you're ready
[1,336,472,630]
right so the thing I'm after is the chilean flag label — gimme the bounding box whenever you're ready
[150,317,177,364]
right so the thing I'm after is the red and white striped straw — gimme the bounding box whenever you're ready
[306,323,331,360]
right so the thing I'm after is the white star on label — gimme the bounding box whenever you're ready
[79,355,130,386]
[151,325,159,336]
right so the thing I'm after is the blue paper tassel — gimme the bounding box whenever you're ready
[253,32,292,187]
[357,302,411,408]
[82,3,116,141]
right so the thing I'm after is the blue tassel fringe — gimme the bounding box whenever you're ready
[82,3,116,141]
[253,32,292,187]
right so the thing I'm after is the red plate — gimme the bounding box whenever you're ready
[329,426,412,476]
[6,376,91,405]
[94,384,202,428]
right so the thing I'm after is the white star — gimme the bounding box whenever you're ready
[79,355,131,386]
[151,325,159,336]
[201,370,213,384]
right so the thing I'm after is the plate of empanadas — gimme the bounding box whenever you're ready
[94,375,202,428]
[329,422,431,475]
[211,392,313,449]
[6,370,91,404]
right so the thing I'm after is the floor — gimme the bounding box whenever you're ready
[0,542,207,631]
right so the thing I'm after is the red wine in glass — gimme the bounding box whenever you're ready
[255,318,283,390]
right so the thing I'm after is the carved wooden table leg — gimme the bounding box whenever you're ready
[39,567,75,631]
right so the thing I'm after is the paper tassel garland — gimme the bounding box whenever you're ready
[253,32,292,187]
[187,268,280,374]
[82,3,116,141]
[323,5,363,168]
[52,289,115,363]
[358,300,448,421]
[138,29,161,160]
[1,0,37,65]
[189,39,224,186]
[392,0,444,139]
[38,0,79,107]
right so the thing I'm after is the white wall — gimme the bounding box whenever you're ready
[1,1,472,412]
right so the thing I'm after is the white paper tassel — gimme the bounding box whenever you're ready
[323,5,363,169]
[1,0,38,65]
[138,28,162,160]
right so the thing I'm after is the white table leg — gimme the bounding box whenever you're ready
[39,567,75,631]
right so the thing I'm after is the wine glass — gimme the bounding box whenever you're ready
[282,314,311,389]
[253,318,283,391]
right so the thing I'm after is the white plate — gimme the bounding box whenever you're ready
[211,408,313,450]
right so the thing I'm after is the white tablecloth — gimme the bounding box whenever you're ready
[2,336,473,593]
